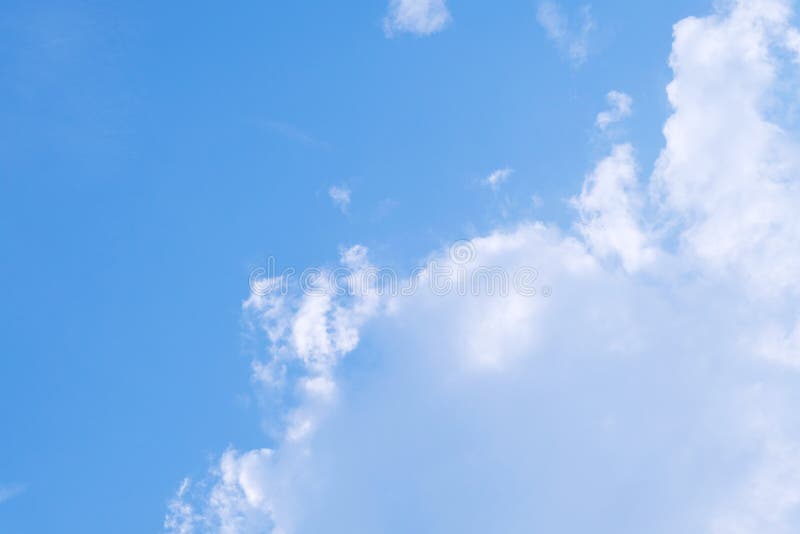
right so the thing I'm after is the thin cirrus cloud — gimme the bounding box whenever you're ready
[0,484,26,505]
[166,1,800,533]
[383,0,451,37]
[265,120,329,150]
[537,1,595,65]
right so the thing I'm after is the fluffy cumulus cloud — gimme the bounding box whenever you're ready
[167,1,800,532]
[383,0,451,37]
[572,143,656,272]
[537,1,596,65]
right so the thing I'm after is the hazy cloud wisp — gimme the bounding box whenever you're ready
[537,1,596,65]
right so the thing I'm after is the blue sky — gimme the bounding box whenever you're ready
[4,0,800,532]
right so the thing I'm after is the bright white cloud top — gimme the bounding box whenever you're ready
[383,0,452,37]
[167,1,800,532]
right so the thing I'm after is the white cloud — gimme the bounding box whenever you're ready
[786,27,800,59]
[651,0,800,300]
[164,479,195,534]
[167,246,383,532]
[573,143,656,272]
[755,321,800,368]
[596,90,633,130]
[537,1,595,65]
[327,186,350,214]
[708,388,800,534]
[167,1,800,533]
[482,167,513,190]
[183,449,277,533]
[383,0,451,37]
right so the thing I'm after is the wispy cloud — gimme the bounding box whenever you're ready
[328,185,351,214]
[383,0,451,37]
[596,90,633,130]
[265,120,329,149]
[483,167,513,190]
[537,2,595,65]
[0,484,26,504]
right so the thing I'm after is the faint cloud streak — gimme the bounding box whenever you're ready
[265,120,330,150]
[0,484,26,504]
[537,2,595,66]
